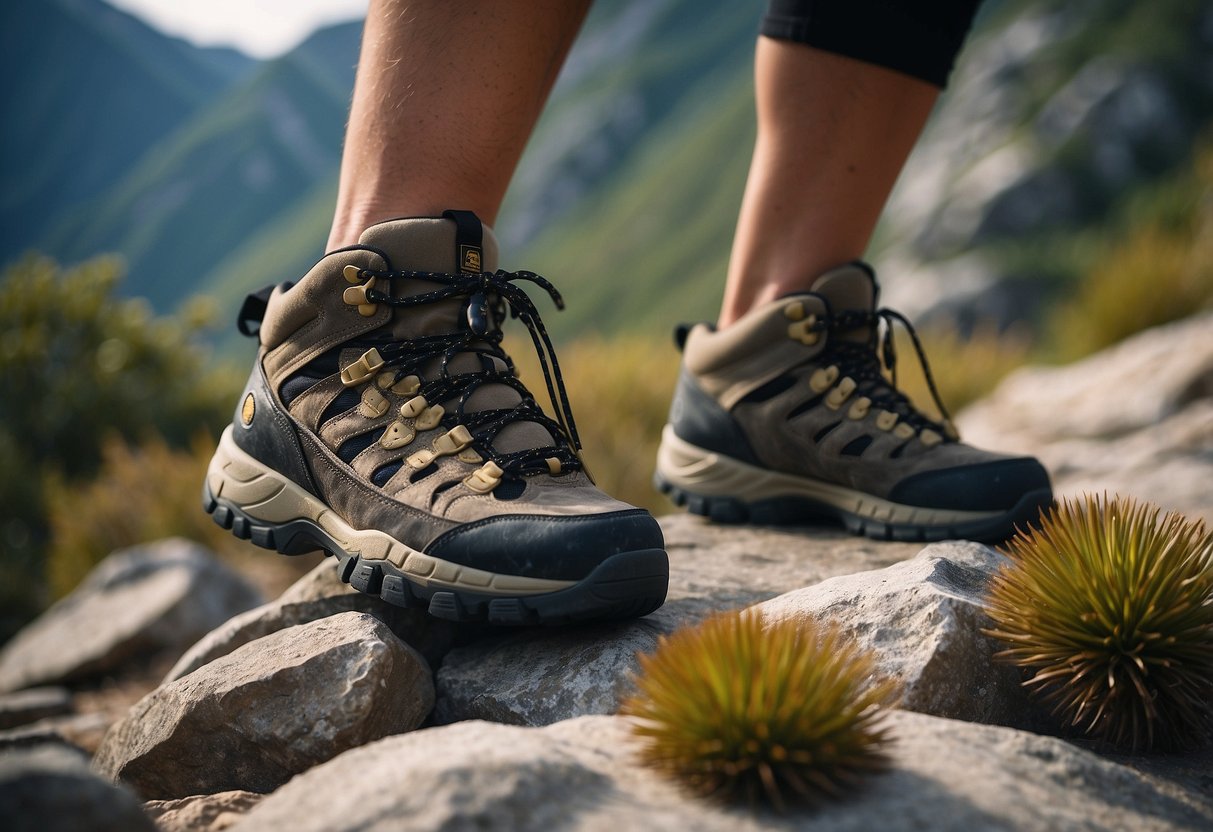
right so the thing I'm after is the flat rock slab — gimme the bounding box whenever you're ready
[754,541,1047,730]
[434,516,922,725]
[0,744,156,832]
[94,612,434,799]
[0,687,73,730]
[0,712,111,755]
[0,539,263,693]
[144,790,263,832]
[232,713,1213,832]
[960,312,1213,523]
[166,559,459,682]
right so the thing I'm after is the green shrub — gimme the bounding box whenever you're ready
[984,494,1213,751]
[622,610,895,808]
[510,332,680,515]
[0,254,240,635]
[1047,141,1213,361]
[43,434,265,598]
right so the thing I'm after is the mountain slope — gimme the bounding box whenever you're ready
[0,0,250,255]
[42,22,362,310]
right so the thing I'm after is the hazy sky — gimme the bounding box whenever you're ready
[104,0,369,59]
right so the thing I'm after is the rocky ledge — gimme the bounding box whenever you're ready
[1,316,1210,831]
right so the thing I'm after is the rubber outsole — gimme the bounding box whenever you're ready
[203,479,668,626]
[653,472,1052,544]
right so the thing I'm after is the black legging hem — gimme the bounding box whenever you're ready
[761,0,982,88]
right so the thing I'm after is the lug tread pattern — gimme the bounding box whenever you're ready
[653,473,1051,544]
[203,481,667,625]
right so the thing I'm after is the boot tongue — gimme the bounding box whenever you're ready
[810,262,878,344]
[356,215,554,455]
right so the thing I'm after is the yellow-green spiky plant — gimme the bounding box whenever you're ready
[984,494,1213,752]
[621,609,896,809]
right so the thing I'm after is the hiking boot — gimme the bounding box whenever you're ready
[204,211,668,624]
[654,262,1052,542]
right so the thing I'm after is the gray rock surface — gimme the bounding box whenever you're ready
[144,790,263,832]
[0,540,263,693]
[0,712,110,755]
[0,687,72,730]
[754,541,1046,729]
[93,612,434,799]
[232,712,1213,832]
[0,744,156,832]
[959,313,1213,523]
[166,559,459,682]
[433,516,922,725]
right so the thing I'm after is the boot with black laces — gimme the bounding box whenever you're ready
[655,262,1052,542]
[205,211,668,624]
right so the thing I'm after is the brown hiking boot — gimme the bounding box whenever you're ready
[205,211,668,624]
[655,262,1052,542]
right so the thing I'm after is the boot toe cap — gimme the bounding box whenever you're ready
[424,509,666,582]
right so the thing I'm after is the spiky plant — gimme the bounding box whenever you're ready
[984,494,1213,752]
[621,609,896,809]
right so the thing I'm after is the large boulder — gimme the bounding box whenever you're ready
[960,312,1213,523]
[754,541,1046,730]
[0,745,156,832]
[93,612,433,799]
[166,559,459,682]
[433,516,922,725]
[231,713,1213,832]
[0,540,263,693]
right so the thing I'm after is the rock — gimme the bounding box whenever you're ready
[0,687,72,730]
[166,560,458,683]
[0,712,111,755]
[144,790,263,832]
[959,313,1213,524]
[0,744,156,832]
[0,540,263,693]
[93,612,434,799]
[231,712,1213,832]
[433,516,922,726]
[755,541,1044,730]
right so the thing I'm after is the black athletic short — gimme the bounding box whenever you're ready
[761,0,982,88]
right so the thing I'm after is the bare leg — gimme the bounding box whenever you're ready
[328,0,592,250]
[718,39,939,327]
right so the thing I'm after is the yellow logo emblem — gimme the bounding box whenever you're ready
[460,246,482,273]
[241,393,256,426]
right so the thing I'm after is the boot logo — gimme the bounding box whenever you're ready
[241,393,256,427]
[459,245,482,274]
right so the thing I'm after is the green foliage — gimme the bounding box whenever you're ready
[0,254,239,639]
[622,610,895,808]
[895,323,1034,422]
[1046,142,1213,361]
[42,434,264,599]
[511,333,680,515]
[984,495,1213,752]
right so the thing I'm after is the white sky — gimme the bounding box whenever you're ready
[103,0,369,59]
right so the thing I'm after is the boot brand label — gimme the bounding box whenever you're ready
[460,245,482,274]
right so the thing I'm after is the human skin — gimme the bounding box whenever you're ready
[327,2,939,327]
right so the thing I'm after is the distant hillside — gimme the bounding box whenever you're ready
[517,0,1213,341]
[8,0,1212,348]
[0,0,254,255]
[41,21,362,311]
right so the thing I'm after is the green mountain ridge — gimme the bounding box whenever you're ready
[8,0,1212,348]
[0,0,252,254]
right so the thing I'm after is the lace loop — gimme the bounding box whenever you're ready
[823,308,958,439]
[353,267,583,476]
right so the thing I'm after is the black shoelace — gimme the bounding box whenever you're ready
[348,267,583,477]
[815,308,958,438]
